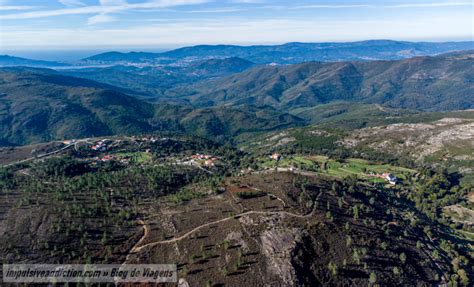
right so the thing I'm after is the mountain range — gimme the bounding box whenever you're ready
[0,67,302,145]
[166,50,474,111]
[0,55,63,67]
[0,48,472,146]
[62,57,255,99]
[83,40,474,64]
[1,39,473,287]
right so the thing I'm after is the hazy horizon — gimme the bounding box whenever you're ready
[2,38,473,61]
[1,0,472,51]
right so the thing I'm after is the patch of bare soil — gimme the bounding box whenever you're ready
[342,118,474,171]
[0,142,63,165]
[443,205,474,225]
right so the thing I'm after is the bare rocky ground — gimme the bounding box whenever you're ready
[443,205,474,226]
[0,141,64,165]
[343,117,474,178]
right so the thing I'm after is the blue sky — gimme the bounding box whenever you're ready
[0,0,472,50]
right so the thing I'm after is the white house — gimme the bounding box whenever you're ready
[384,173,398,185]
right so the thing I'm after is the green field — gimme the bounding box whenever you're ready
[115,151,153,164]
[257,155,415,182]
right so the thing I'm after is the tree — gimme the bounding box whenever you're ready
[101,231,107,245]
[369,272,377,285]
[457,269,469,286]
[353,206,359,220]
[416,241,422,249]
[369,197,375,205]
[332,182,338,194]
[346,236,352,247]
[327,262,338,276]
[353,250,361,264]
[399,252,407,264]
[393,266,400,275]
[326,211,333,221]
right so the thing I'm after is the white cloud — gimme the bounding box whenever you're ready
[0,4,38,11]
[0,6,112,19]
[3,1,471,21]
[187,7,243,13]
[389,2,472,8]
[276,2,472,10]
[58,0,85,7]
[286,4,374,10]
[99,0,127,6]
[2,16,471,49]
[0,0,211,20]
[229,0,266,3]
[88,13,116,25]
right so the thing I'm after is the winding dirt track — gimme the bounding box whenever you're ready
[133,209,312,252]
[124,219,148,263]
[3,139,95,167]
[122,172,324,264]
[127,190,322,258]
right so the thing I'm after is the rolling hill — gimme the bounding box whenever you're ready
[0,67,156,145]
[0,68,302,145]
[0,55,63,67]
[176,51,473,112]
[62,57,256,98]
[187,57,255,77]
[241,109,474,182]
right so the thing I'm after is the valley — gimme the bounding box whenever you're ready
[0,40,472,286]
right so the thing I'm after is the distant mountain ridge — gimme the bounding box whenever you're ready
[84,40,474,64]
[173,50,474,112]
[189,57,255,76]
[0,55,63,67]
[61,57,256,98]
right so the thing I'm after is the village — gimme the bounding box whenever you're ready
[7,134,404,188]
[59,136,407,186]
[59,136,223,171]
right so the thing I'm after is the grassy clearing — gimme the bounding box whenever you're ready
[167,187,206,204]
[456,229,474,241]
[256,154,416,181]
[115,152,153,164]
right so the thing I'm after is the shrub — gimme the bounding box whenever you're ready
[236,190,266,199]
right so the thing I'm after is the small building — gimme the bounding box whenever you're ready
[270,153,281,161]
[91,141,107,151]
[192,154,212,160]
[383,173,398,185]
[101,155,113,162]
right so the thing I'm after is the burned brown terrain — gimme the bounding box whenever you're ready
[0,141,64,166]
[115,172,450,286]
[0,134,471,286]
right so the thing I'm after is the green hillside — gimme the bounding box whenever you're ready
[176,51,473,112]
[0,68,303,145]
